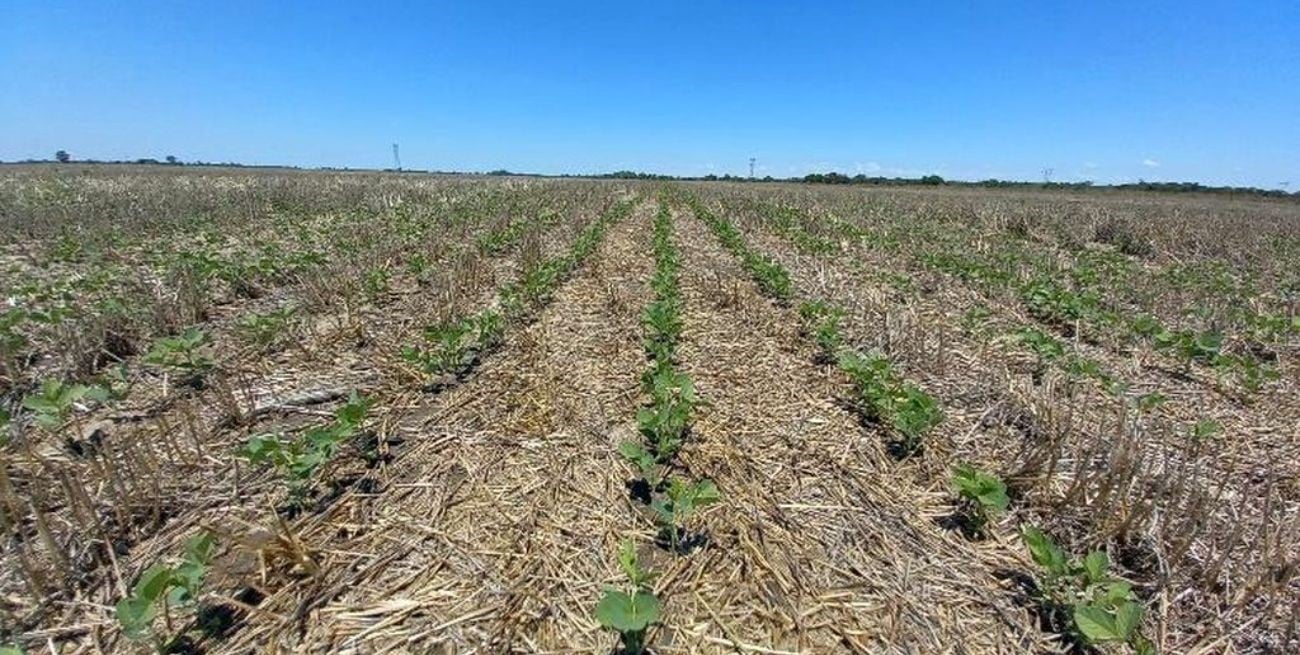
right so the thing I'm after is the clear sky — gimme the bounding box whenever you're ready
[2,1,1297,187]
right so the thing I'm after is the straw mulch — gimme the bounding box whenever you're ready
[733,210,1300,654]
[653,211,1047,654]
[210,203,658,653]
[200,203,1053,654]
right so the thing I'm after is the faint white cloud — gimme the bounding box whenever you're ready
[855,161,883,173]
[1083,162,1098,170]
[1142,159,1160,168]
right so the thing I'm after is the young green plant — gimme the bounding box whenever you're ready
[240,392,370,507]
[651,477,721,552]
[595,539,661,655]
[1021,526,1155,654]
[951,463,1009,536]
[115,532,217,649]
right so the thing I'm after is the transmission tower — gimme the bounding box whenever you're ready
[749,157,756,179]
[392,143,402,172]
[1042,167,1054,184]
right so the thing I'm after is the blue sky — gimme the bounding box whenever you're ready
[2,1,1297,187]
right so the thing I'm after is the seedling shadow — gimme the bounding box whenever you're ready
[992,568,1089,654]
[64,430,105,458]
[278,472,382,518]
[609,643,660,655]
[162,635,202,655]
[353,430,393,467]
[933,511,985,541]
[194,586,266,642]
[626,478,654,505]
[884,439,923,460]
[654,528,710,555]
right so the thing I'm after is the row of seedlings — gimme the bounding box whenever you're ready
[685,194,943,457]
[0,187,557,632]
[741,201,1212,452]
[598,201,720,654]
[710,194,1159,654]
[108,394,377,649]
[108,200,639,652]
[803,301,1156,650]
[400,197,638,386]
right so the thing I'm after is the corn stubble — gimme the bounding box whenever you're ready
[0,168,1294,654]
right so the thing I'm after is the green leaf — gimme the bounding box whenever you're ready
[649,498,673,524]
[1103,580,1134,603]
[1114,601,1143,640]
[1021,526,1068,575]
[115,595,157,638]
[335,391,370,427]
[952,463,1009,512]
[595,589,661,632]
[617,540,640,583]
[979,484,1010,512]
[618,440,651,464]
[1074,604,1123,643]
[1191,419,1221,441]
[0,646,24,655]
[689,479,721,506]
[33,412,61,429]
[1082,550,1109,584]
[167,582,195,606]
[241,434,284,464]
[132,563,173,602]
[82,385,112,404]
[185,531,217,564]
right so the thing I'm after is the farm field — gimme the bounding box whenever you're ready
[0,166,1296,654]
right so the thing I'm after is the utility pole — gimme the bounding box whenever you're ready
[749,157,756,179]
[392,143,402,172]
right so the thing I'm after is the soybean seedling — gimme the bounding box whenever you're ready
[1188,419,1221,442]
[596,539,661,655]
[22,378,108,430]
[651,477,720,553]
[403,311,503,380]
[889,384,943,455]
[144,328,214,387]
[636,368,701,462]
[951,463,1009,537]
[237,307,296,352]
[618,440,662,490]
[116,532,217,650]
[798,300,845,361]
[642,298,682,355]
[362,267,390,300]
[241,392,370,507]
[1021,526,1155,654]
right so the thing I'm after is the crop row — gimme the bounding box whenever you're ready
[686,195,944,454]
[729,192,1288,397]
[0,195,640,652]
[684,192,1158,654]
[599,200,718,654]
[683,194,793,302]
[0,179,600,400]
[921,248,1282,394]
[400,197,636,385]
[734,194,1240,443]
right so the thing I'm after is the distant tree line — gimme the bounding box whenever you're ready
[4,154,1293,199]
[794,171,1295,198]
